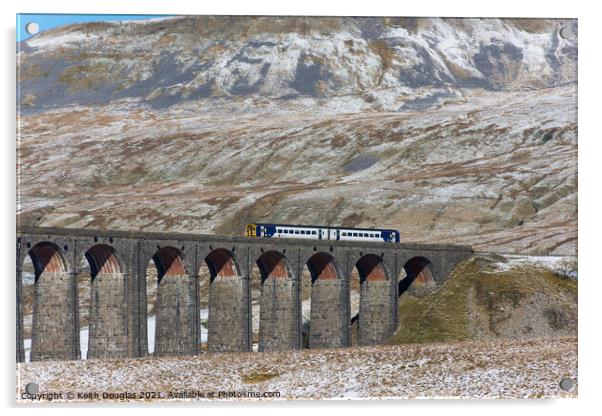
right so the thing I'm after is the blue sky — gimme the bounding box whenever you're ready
[17,14,172,42]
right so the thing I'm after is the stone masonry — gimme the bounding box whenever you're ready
[16,226,474,362]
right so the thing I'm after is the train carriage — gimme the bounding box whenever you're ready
[245,223,400,243]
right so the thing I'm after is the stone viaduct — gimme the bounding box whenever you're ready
[16,226,474,362]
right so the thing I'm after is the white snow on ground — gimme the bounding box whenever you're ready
[25,31,98,50]
[16,337,577,401]
[80,327,88,359]
[199,309,208,344]
[147,316,155,354]
[23,339,30,363]
[490,254,577,278]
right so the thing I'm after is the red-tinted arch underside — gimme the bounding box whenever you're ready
[356,255,387,282]
[153,247,186,277]
[28,243,66,276]
[307,253,339,281]
[206,249,238,279]
[257,251,289,280]
[404,257,435,285]
[85,245,121,277]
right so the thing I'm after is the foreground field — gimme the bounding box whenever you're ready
[17,337,577,401]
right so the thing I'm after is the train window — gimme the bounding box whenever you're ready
[295,230,299,234]
[353,232,358,237]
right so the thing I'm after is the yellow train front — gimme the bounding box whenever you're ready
[245,223,400,243]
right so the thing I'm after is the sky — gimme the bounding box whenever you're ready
[16,14,172,42]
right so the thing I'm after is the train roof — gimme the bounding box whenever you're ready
[251,223,400,233]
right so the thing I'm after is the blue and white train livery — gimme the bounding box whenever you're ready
[245,223,400,243]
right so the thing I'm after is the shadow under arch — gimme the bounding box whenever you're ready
[205,248,241,280]
[28,242,69,278]
[355,253,389,282]
[399,256,435,296]
[152,246,189,282]
[306,252,341,283]
[85,244,122,279]
[256,250,292,282]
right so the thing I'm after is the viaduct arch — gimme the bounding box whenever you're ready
[16,227,473,362]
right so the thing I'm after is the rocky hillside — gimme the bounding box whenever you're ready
[388,254,577,344]
[17,16,578,254]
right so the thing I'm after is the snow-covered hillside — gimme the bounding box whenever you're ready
[18,17,576,112]
[16,17,577,254]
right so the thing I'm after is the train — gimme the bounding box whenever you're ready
[245,223,400,243]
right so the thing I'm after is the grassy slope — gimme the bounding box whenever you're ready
[386,256,577,344]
